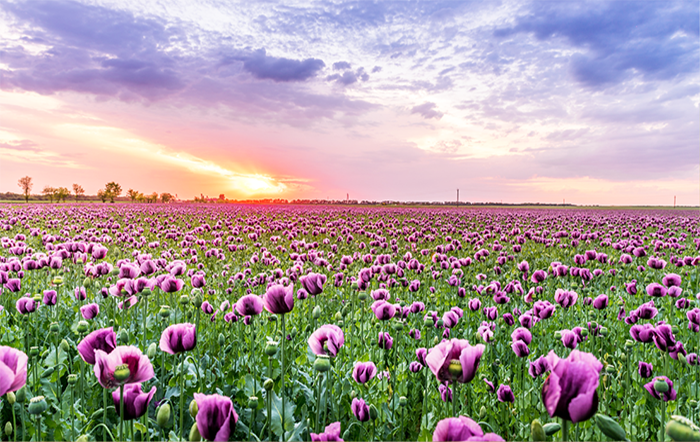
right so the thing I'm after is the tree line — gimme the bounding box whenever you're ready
[13,176,175,204]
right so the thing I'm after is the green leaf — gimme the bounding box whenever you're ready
[270,390,295,437]
[418,426,432,442]
[285,420,307,442]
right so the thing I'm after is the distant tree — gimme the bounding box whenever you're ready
[126,189,139,202]
[18,176,33,203]
[149,192,158,203]
[97,189,107,203]
[160,192,174,203]
[55,187,70,203]
[104,182,122,203]
[136,192,145,203]
[219,194,225,200]
[72,184,85,202]
[42,186,56,203]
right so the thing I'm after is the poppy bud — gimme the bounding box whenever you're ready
[156,403,171,427]
[147,342,157,359]
[590,321,598,329]
[77,321,89,334]
[605,365,615,374]
[119,329,129,344]
[314,355,331,372]
[334,312,342,321]
[50,322,59,333]
[313,305,324,318]
[5,422,11,437]
[599,327,608,336]
[620,352,626,361]
[672,325,679,334]
[217,333,225,347]
[6,392,15,405]
[369,404,378,420]
[191,294,203,309]
[479,406,487,420]
[358,292,367,301]
[159,305,171,318]
[654,379,670,393]
[68,374,78,385]
[142,287,152,297]
[60,339,70,354]
[690,400,698,407]
[679,353,687,364]
[265,341,279,356]
[543,422,561,436]
[666,415,700,442]
[350,390,357,399]
[28,396,47,415]
[76,436,88,442]
[595,414,627,442]
[337,320,344,327]
[291,327,298,338]
[531,419,546,442]
[83,277,92,288]
[248,396,259,409]
[392,321,404,332]
[580,328,589,337]
[15,387,26,403]
[110,268,119,276]
[264,379,274,391]
[189,423,201,442]
[399,396,407,407]
[436,319,444,328]
[625,340,634,349]
[179,295,189,306]
[29,346,39,357]
[433,337,438,345]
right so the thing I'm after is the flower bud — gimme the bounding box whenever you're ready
[479,405,487,420]
[620,352,626,361]
[156,403,171,427]
[595,414,627,442]
[358,292,367,301]
[248,396,259,409]
[625,339,634,349]
[76,435,88,442]
[531,419,546,442]
[6,392,15,405]
[147,342,157,359]
[180,295,190,306]
[314,355,331,372]
[5,422,12,437]
[350,390,357,399]
[399,396,407,407]
[118,329,129,344]
[553,331,562,339]
[264,341,279,356]
[543,422,561,436]
[83,277,92,288]
[392,321,404,332]
[191,294,203,309]
[263,379,274,391]
[599,327,608,336]
[142,287,152,297]
[590,321,598,329]
[52,276,64,285]
[672,325,679,334]
[77,321,89,334]
[189,399,198,418]
[312,306,322,319]
[369,404,378,420]
[50,322,60,333]
[15,387,26,403]
[68,374,78,385]
[433,336,438,345]
[337,320,344,327]
[679,353,687,364]
[189,423,201,442]
[666,415,700,442]
[28,396,48,415]
[334,312,342,322]
[690,399,698,407]
[580,328,589,337]
[159,305,171,319]
[605,365,615,374]
[654,379,670,393]
[436,319,444,328]
[290,327,298,338]
[29,346,39,358]
[60,339,70,354]
[114,364,131,382]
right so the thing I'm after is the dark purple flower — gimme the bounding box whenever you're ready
[542,350,602,423]
[630,324,655,343]
[112,383,156,420]
[5,278,21,293]
[425,339,485,384]
[263,284,294,315]
[502,313,515,326]
[370,288,391,301]
[519,313,536,329]
[77,327,117,365]
[687,353,698,366]
[688,308,700,332]
[409,361,423,372]
[636,300,658,320]
[644,376,676,402]
[351,398,370,422]
[592,294,608,310]
[191,274,206,289]
[159,323,197,354]
[560,330,579,350]
[236,294,264,316]
[511,340,530,358]
[0,346,28,396]
[497,384,515,403]
[646,283,667,297]
[468,298,481,311]
[638,361,653,378]
[511,327,532,345]
[352,361,377,384]
[676,298,691,309]
[439,384,452,402]
[81,303,100,320]
[93,345,154,389]
[43,290,57,306]
[432,416,490,442]
[300,273,327,296]
[554,289,578,309]
[529,355,551,378]
[531,270,547,283]
[652,324,676,352]
[416,348,428,365]
[308,324,344,357]
[15,297,35,314]
[371,300,396,320]
[311,422,343,442]
[669,342,687,360]
[378,332,393,350]
[662,273,682,288]
[483,306,498,321]
[194,393,239,441]
[159,275,184,293]
[409,329,421,340]
[484,378,495,393]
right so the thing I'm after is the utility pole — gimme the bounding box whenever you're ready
[347,193,349,203]
[457,189,459,206]
[674,196,676,208]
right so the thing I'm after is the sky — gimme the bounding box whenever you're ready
[0,0,698,205]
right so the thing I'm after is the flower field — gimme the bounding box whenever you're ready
[0,204,698,442]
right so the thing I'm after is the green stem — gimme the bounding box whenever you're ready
[316,374,322,433]
[142,295,148,349]
[562,418,569,442]
[12,400,16,442]
[452,381,458,417]
[281,313,286,442]
[103,388,107,442]
[120,384,125,442]
[180,353,185,441]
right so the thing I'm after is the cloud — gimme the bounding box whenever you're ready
[239,48,325,82]
[332,61,352,70]
[410,102,443,120]
[326,67,369,86]
[0,139,40,152]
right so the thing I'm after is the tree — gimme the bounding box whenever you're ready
[97,189,107,203]
[148,192,158,203]
[42,186,56,203]
[17,176,33,203]
[104,182,122,203]
[72,184,85,202]
[55,187,70,203]
[160,192,174,203]
[126,189,139,202]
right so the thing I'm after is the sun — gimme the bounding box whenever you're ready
[236,175,286,195]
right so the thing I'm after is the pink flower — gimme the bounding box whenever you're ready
[308,324,344,357]
[93,346,154,389]
[80,303,100,320]
[0,346,28,396]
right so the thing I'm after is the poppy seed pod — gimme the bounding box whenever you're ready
[358,292,368,301]
[6,392,15,405]
[15,387,26,403]
[263,379,274,391]
[399,396,407,407]
[67,374,78,385]
[156,403,171,427]
[159,306,171,319]
[248,396,258,408]
[29,346,39,357]
[179,295,189,305]
[189,424,201,442]
[654,379,670,393]
[314,355,331,372]
[77,321,89,334]
[50,322,59,333]
[28,396,47,415]
[264,341,279,356]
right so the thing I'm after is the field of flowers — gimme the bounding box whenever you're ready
[0,204,698,442]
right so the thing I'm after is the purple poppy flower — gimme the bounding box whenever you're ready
[630,324,655,343]
[531,270,547,283]
[442,311,459,328]
[78,327,117,365]
[15,297,36,314]
[560,330,579,349]
[668,286,683,298]
[592,294,608,310]
[224,312,238,323]
[370,288,391,301]
[43,289,57,306]
[417,348,428,365]
[81,303,100,320]
[308,324,344,357]
[519,313,536,329]
[687,308,700,332]
[554,289,578,309]
[646,283,667,297]
[159,323,197,354]
[676,298,691,309]
[194,393,239,442]
[662,273,682,288]
[483,306,498,321]
[371,300,396,320]
[669,342,687,360]
[351,398,370,422]
[644,376,677,402]
[191,274,206,289]
[409,329,421,340]
[352,361,377,384]
[511,327,532,345]
[625,281,637,295]
[529,355,551,378]
[119,263,140,279]
[534,301,555,319]
[410,301,425,313]
[497,384,515,403]
[409,361,423,373]
[159,275,184,293]
[300,273,327,296]
[687,353,698,366]
[5,278,21,293]
[542,350,602,423]
[652,324,676,352]
[112,383,156,420]
[311,422,343,442]
[636,300,658,320]
[118,295,138,310]
[425,339,485,384]
[236,294,264,316]
[432,416,497,442]
[378,332,393,350]
[511,340,530,358]
[0,346,28,396]
[484,378,495,392]
[263,284,294,315]
[439,383,453,402]
[468,298,481,312]
[93,345,154,389]
[502,313,515,326]
[638,361,653,378]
